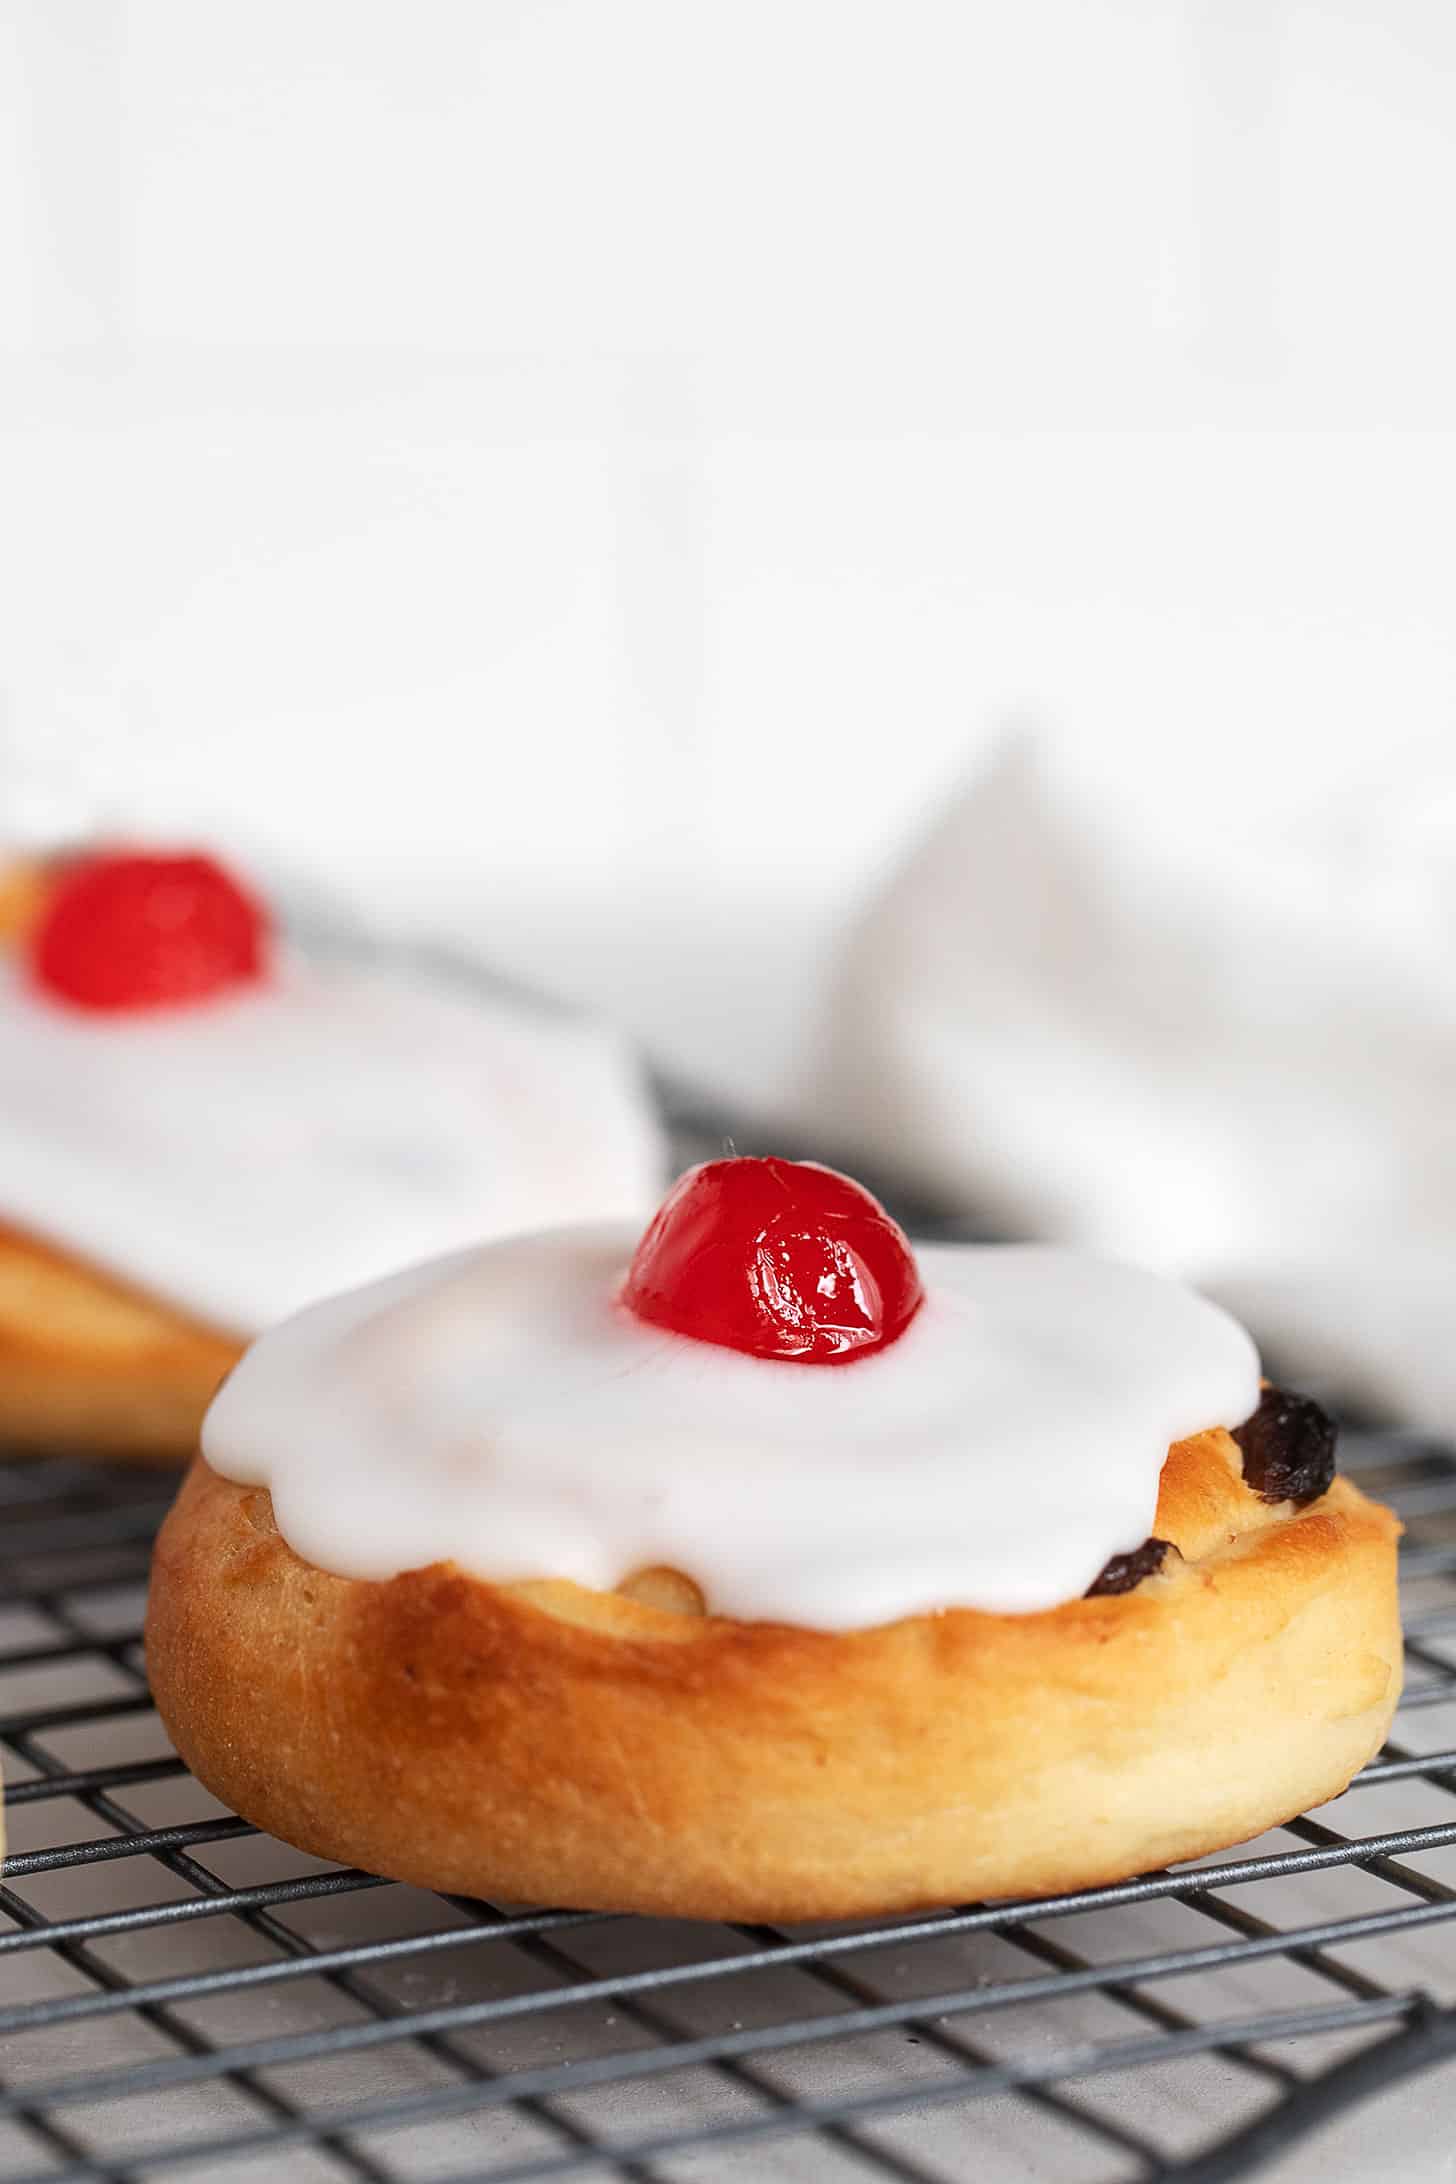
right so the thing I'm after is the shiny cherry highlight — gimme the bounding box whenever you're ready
[30,850,270,1013]
[621,1155,924,1364]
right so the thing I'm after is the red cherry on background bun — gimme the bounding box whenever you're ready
[30,850,270,1013]
[621,1155,924,1364]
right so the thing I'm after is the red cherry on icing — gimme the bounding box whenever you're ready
[621,1155,924,1365]
[30,851,270,1013]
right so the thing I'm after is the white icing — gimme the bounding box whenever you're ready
[202,1226,1262,1629]
[0,959,662,1333]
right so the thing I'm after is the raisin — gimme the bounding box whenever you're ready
[1232,1385,1336,1506]
[1086,1537,1177,1597]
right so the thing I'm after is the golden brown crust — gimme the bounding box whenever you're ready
[145,1430,1403,1920]
[0,858,51,943]
[0,1223,242,1463]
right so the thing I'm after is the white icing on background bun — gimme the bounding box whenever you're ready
[0,959,662,1334]
[203,1226,1262,1629]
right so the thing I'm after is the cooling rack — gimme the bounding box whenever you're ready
[4,1123,1456,2181]
[6,1430,1456,2180]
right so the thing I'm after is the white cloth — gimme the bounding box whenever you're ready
[818,733,1456,1430]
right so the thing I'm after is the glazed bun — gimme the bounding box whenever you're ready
[146,1426,1401,1921]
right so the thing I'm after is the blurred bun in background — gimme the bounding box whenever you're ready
[0,842,663,1458]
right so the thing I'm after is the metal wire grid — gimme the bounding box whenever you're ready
[0,1435,1454,2184]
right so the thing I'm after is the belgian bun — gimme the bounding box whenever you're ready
[145,1425,1401,1920]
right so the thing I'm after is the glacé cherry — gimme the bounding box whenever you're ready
[30,850,270,1013]
[621,1155,924,1364]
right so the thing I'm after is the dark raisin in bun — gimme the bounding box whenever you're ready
[1233,1386,1337,1506]
[1086,1536,1177,1597]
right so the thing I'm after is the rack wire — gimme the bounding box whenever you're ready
[5,1432,1456,2181]
[3,1121,1456,2181]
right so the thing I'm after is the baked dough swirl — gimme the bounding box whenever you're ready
[146,1425,1401,1920]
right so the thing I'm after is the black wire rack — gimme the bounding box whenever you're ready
[4,1099,1456,2184]
[5,1431,1456,2181]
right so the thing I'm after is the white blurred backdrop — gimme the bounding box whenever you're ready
[6,30,1456,2175]
[1,0,1454,1105]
